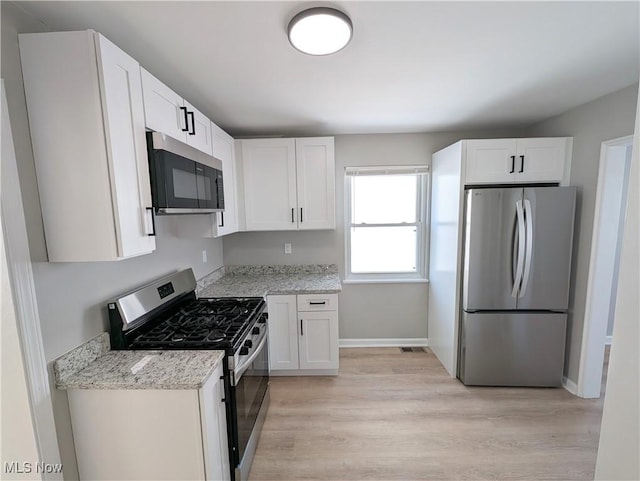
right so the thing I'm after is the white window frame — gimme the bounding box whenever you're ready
[344,165,429,283]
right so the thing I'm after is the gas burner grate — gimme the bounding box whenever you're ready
[128,297,264,350]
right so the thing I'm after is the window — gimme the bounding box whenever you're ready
[345,166,429,282]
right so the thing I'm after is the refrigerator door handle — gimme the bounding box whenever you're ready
[512,200,526,298]
[520,199,534,298]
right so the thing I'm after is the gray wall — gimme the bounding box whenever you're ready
[224,130,526,340]
[525,83,639,384]
[2,4,225,478]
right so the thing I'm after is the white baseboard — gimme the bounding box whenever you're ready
[339,338,429,348]
[605,336,613,345]
[562,376,578,395]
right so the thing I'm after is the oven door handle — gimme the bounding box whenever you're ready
[232,332,268,386]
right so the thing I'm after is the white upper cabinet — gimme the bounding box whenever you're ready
[240,137,336,231]
[19,30,155,262]
[465,138,571,184]
[296,137,336,230]
[212,122,239,236]
[515,138,570,183]
[241,138,299,231]
[464,139,518,184]
[141,68,213,155]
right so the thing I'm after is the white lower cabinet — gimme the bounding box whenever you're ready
[267,294,339,374]
[67,364,230,481]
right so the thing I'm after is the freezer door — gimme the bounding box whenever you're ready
[462,188,522,311]
[516,187,576,310]
[458,312,567,386]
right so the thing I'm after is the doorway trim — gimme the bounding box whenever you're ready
[1,80,62,475]
[577,135,633,399]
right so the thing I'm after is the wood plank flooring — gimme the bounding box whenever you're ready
[249,348,605,481]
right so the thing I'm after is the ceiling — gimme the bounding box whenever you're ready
[13,1,640,137]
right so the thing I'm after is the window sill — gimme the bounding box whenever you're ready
[343,278,429,285]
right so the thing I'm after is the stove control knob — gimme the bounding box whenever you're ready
[240,346,249,356]
[244,339,253,349]
[252,327,260,335]
[258,314,267,324]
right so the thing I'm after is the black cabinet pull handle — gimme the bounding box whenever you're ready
[218,212,224,228]
[146,207,156,236]
[180,106,189,132]
[220,375,226,403]
[300,207,303,223]
[309,301,326,305]
[188,111,196,135]
[519,155,525,173]
[300,319,303,336]
[509,155,515,173]
[291,208,295,223]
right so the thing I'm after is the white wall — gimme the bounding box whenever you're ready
[2,4,225,478]
[224,130,526,341]
[526,83,639,383]
[594,83,639,481]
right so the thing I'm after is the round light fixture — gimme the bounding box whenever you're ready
[288,7,353,56]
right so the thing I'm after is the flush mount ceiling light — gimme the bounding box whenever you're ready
[288,7,353,55]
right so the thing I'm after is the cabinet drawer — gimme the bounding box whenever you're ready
[297,294,338,312]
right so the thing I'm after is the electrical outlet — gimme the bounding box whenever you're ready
[202,250,207,263]
[284,243,292,254]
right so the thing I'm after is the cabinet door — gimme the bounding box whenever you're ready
[464,139,517,184]
[213,123,239,236]
[140,68,187,142]
[299,311,339,370]
[267,295,299,371]
[516,138,569,183]
[97,34,156,258]
[185,100,213,155]
[200,364,231,481]
[242,139,298,231]
[295,137,336,230]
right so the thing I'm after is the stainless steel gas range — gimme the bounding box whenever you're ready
[108,269,269,481]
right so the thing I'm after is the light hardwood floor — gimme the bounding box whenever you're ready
[249,348,605,481]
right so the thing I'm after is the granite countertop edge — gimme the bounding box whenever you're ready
[197,264,343,298]
[55,342,225,391]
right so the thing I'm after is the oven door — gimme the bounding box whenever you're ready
[229,331,269,479]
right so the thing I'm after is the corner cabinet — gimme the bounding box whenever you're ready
[68,363,230,481]
[140,68,213,155]
[427,136,573,378]
[464,137,572,185]
[239,137,336,231]
[19,30,156,262]
[212,123,239,236]
[267,294,339,375]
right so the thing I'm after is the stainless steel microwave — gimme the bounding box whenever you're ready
[147,132,224,215]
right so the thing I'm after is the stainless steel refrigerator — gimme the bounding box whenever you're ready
[458,186,576,386]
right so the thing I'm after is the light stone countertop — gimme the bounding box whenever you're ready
[56,348,225,390]
[197,264,342,298]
